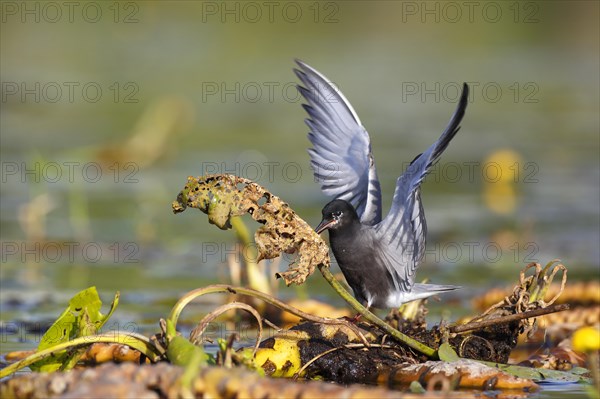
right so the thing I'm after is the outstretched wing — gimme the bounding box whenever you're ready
[375,83,470,292]
[295,59,382,225]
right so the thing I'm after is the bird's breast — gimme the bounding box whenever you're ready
[329,229,376,269]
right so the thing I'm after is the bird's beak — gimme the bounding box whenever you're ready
[315,218,335,234]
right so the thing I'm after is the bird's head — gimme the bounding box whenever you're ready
[315,199,359,234]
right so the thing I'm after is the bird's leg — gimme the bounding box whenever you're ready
[341,305,370,323]
[340,314,362,323]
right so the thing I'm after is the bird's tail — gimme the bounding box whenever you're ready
[411,283,461,296]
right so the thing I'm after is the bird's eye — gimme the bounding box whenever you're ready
[333,211,343,219]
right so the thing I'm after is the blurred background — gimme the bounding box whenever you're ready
[1,1,598,352]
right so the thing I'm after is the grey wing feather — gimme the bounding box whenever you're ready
[295,59,382,225]
[375,83,470,291]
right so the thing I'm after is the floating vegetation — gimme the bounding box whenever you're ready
[1,174,596,398]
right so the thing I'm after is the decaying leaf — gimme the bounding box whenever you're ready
[249,320,415,384]
[518,346,587,371]
[449,261,569,363]
[252,329,309,378]
[389,359,539,391]
[247,321,544,392]
[0,362,412,399]
[472,279,599,347]
[172,174,330,285]
[80,342,144,365]
[473,280,600,311]
[489,361,591,383]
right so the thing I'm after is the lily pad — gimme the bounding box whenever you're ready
[481,361,592,384]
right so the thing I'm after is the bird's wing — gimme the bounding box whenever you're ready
[375,83,469,292]
[295,59,382,225]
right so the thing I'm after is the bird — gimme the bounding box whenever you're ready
[294,59,469,309]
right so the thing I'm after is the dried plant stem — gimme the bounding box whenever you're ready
[450,303,570,334]
[190,301,263,356]
[317,264,437,358]
[168,284,368,344]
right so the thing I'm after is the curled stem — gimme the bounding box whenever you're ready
[451,303,570,334]
[168,284,367,344]
[190,301,263,356]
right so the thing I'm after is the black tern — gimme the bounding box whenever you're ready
[294,60,469,309]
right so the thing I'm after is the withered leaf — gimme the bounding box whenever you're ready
[173,174,330,285]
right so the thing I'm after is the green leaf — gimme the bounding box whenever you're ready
[438,342,460,362]
[479,360,592,384]
[30,287,119,372]
[409,381,426,393]
[165,319,209,367]
[569,366,592,375]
